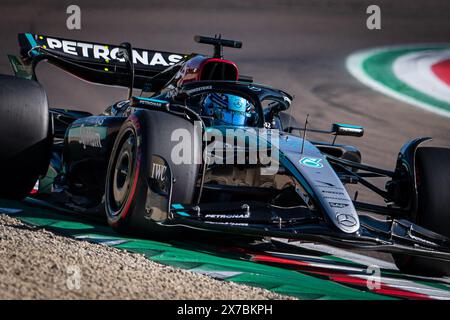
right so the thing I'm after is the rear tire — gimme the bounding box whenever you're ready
[393,147,450,276]
[0,75,51,199]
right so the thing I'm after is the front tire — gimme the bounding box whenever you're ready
[394,147,450,276]
[105,113,150,233]
[105,108,202,237]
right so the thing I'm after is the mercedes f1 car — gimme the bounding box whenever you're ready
[1,33,450,276]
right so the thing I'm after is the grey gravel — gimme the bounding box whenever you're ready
[0,214,291,299]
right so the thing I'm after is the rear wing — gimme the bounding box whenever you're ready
[17,33,191,90]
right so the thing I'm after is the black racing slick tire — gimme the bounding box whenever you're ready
[394,147,450,276]
[0,75,51,199]
[104,110,201,235]
[105,112,150,233]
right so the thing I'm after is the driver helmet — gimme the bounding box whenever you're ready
[202,93,252,126]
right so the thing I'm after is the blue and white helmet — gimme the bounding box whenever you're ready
[203,93,252,126]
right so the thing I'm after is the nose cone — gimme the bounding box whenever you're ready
[279,136,360,234]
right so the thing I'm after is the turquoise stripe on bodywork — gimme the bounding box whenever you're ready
[176,211,190,217]
[25,33,39,56]
[135,96,168,104]
[25,33,37,46]
[171,203,190,216]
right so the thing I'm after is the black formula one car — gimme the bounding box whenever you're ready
[1,33,450,276]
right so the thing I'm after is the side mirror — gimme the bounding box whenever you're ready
[265,102,288,127]
[272,102,289,113]
[266,101,288,116]
[331,123,364,137]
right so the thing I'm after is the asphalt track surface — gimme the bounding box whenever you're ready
[0,0,449,298]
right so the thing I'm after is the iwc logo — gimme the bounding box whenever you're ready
[151,163,167,182]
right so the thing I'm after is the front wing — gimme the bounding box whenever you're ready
[167,201,450,261]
